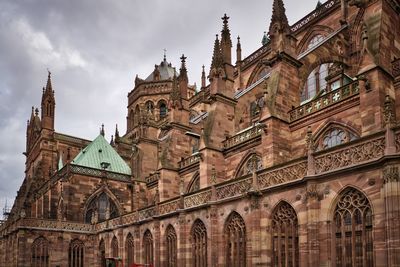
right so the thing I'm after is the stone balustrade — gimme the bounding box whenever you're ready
[223,124,264,150]
[289,80,359,122]
[179,153,202,169]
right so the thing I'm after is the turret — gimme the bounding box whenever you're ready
[201,65,206,88]
[236,36,242,63]
[41,71,55,131]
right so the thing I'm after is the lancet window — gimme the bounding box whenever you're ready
[68,239,84,267]
[333,188,373,267]
[111,236,118,258]
[191,219,207,267]
[166,225,178,267]
[225,212,246,267]
[84,192,119,223]
[126,234,134,266]
[143,230,154,265]
[271,202,299,267]
[159,101,168,118]
[31,237,49,267]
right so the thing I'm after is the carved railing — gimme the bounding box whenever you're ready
[290,0,340,33]
[184,190,212,209]
[146,172,160,185]
[242,45,271,70]
[289,80,359,122]
[69,164,131,182]
[223,124,264,150]
[179,153,202,169]
[20,218,92,232]
[216,177,252,200]
[315,135,385,173]
[138,206,156,221]
[258,160,307,189]
[158,198,180,215]
[393,58,400,77]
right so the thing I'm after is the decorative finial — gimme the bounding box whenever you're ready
[110,135,114,146]
[115,124,120,139]
[163,48,167,61]
[34,108,39,116]
[100,124,105,136]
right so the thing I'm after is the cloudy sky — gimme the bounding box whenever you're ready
[0,0,317,214]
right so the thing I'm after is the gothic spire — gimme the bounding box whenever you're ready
[45,70,53,94]
[115,124,120,139]
[210,34,224,73]
[179,54,188,81]
[268,0,290,37]
[201,65,206,88]
[220,14,232,64]
[236,36,242,62]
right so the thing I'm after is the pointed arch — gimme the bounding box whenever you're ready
[165,224,177,267]
[271,201,299,267]
[313,120,360,151]
[111,236,119,258]
[83,187,122,223]
[224,211,246,267]
[99,239,106,267]
[31,236,49,267]
[187,172,200,193]
[191,219,207,267]
[234,152,263,178]
[69,239,85,267]
[126,233,134,266]
[129,109,134,130]
[332,187,373,267]
[143,230,154,265]
[297,24,334,53]
[158,100,168,119]
[246,61,271,88]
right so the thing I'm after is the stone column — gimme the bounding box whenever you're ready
[178,211,188,266]
[154,220,161,267]
[383,165,400,266]
[305,183,322,266]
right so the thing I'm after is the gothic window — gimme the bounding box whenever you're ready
[237,154,263,177]
[316,127,358,151]
[225,212,246,267]
[191,219,207,267]
[84,192,119,223]
[31,237,49,267]
[166,225,178,267]
[111,236,119,258]
[187,173,200,193]
[146,101,154,114]
[271,202,299,267]
[126,234,134,266]
[301,63,330,103]
[333,188,373,267]
[307,34,324,50]
[68,239,84,267]
[99,239,106,267]
[159,101,168,118]
[143,230,154,265]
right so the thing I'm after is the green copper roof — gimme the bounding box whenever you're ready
[72,135,131,175]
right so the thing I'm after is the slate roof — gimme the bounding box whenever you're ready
[145,58,178,82]
[71,135,131,175]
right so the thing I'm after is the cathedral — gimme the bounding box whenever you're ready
[1,0,400,266]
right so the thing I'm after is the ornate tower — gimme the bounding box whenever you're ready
[41,71,55,131]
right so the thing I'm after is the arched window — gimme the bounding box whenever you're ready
[126,234,134,266]
[134,105,140,126]
[31,237,49,267]
[159,101,168,118]
[333,188,373,267]
[191,219,207,267]
[237,154,263,177]
[129,109,134,130]
[316,126,358,151]
[166,225,178,267]
[111,236,118,258]
[307,34,324,50]
[99,239,106,267]
[69,239,84,267]
[301,63,330,103]
[85,192,119,223]
[146,101,154,114]
[225,212,246,267]
[271,202,299,267]
[143,230,154,265]
[187,173,200,193]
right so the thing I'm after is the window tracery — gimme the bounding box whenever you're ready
[69,239,84,267]
[126,234,134,267]
[225,212,246,267]
[307,34,324,50]
[316,127,358,151]
[237,154,263,177]
[32,237,49,267]
[191,219,207,267]
[143,230,154,265]
[84,192,119,223]
[146,101,154,114]
[187,174,200,193]
[333,188,373,267]
[166,225,177,267]
[271,202,299,267]
[301,63,330,103]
